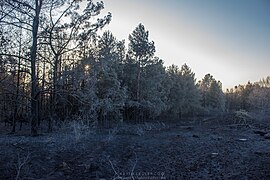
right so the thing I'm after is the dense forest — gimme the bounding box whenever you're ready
[1,1,270,179]
[0,0,269,136]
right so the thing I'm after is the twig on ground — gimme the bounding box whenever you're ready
[15,152,31,180]
[12,144,26,151]
[130,152,138,180]
[107,157,121,180]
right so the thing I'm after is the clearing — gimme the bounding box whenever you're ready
[0,117,270,179]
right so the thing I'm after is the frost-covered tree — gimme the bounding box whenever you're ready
[123,24,154,121]
[179,64,201,116]
[42,0,111,122]
[0,0,112,134]
[225,81,254,111]
[121,55,139,120]
[166,64,201,118]
[95,31,127,125]
[198,74,225,112]
[247,79,270,113]
[140,57,167,119]
[128,23,155,102]
[258,76,270,88]
[124,24,168,121]
[248,86,270,113]
[166,65,184,118]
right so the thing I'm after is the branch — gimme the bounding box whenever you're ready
[107,157,121,180]
[10,0,34,11]
[130,152,138,180]
[0,53,30,62]
[4,13,32,27]
[0,6,16,22]
[50,0,76,29]
[4,0,34,18]
[15,152,31,180]
[0,21,32,31]
[49,0,76,56]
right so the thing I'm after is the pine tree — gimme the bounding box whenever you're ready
[95,31,127,126]
[198,74,225,112]
[128,23,155,103]
[166,64,201,118]
[179,64,201,116]
[124,24,158,121]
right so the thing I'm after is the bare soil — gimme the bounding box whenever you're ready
[0,117,270,179]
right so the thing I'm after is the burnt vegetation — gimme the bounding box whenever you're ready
[0,0,270,179]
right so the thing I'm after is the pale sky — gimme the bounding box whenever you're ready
[98,0,270,89]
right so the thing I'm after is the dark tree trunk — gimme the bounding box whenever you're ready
[30,0,42,136]
[12,27,22,133]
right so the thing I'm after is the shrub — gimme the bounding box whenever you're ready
[233,109,253,125]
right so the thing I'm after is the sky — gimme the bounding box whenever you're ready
[98,0,270,89]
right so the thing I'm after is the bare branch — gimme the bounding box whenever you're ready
[15,152,31,180]
[0,53,30,62]
[0,21,32,31]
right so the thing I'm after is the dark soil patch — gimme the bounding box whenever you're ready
[0,119,270,179]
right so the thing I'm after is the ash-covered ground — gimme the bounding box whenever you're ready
[0,117,270,179]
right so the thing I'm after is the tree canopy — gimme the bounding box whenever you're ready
[0,1,269,135]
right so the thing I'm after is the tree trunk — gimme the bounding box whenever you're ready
[136,59,141,123]
[39,57,46,127]
[12,27,22,133]
[30,0,42,136]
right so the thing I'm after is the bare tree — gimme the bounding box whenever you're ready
[0,0,111,135]
[41,0,111,130]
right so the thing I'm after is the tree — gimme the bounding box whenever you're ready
[42,0,111,126]
[0,20,29,132]
[248,86,270,113]
[95,31,127,126]
[166,64,201,118]
[0,0,43,136]
[29,0,43,136]
[247,78,270,113]
[225,82,254,111]
[128,23,155,102]
[140,57,167,119]
[198,74,225,112]
[258,76,270,88]
[124,24,169,121]
[179,64,201,116]
[166,65,184,118]
[0,0,111,135]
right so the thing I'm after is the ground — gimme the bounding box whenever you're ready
[0,116,270,179]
